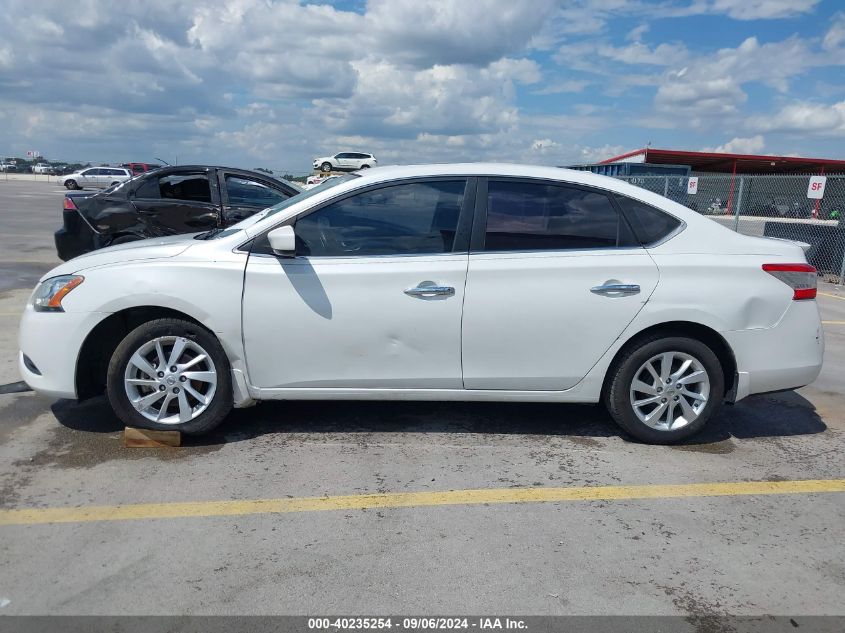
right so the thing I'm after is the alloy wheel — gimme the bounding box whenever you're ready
[123,336,217,425]
[629,351,710,431]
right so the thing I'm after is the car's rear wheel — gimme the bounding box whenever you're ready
[65,179,78,190]
[320,161,332,173]
[605,335,724,444]
[110,181,120,187]
[106,318,232,434]
[360,164,370,169]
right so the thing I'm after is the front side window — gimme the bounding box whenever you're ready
[294,180,466,257]
[82,169,97,176]
[483,180,638,251]
[225,175,288,207]
[158,173,211,203]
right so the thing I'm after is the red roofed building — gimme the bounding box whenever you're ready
[598,147,845,175]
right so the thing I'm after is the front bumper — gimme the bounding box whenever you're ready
[18,305,109,399]
[724,299,824,401]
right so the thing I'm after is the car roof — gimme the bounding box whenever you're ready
[138,165,302,191]
[326,162,707,225]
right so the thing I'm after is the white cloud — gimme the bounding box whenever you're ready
[626,24,650,42]
[702,135,766,154]
[750,101,845,135]
[708,0,820,20]
[530,138,558,153]
[823,13,845,51]
[652,36,821,122]
[365,0,558,68]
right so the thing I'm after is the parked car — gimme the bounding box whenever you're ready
[313,152,377,173]
[60,167,132,190]
[54,165,302,260]
[0,162,17,172]
[23,164,823,444]
[121,162,159,176]
[31,163,55,174]
[303,174,343,189]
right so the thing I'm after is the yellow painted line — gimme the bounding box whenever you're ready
[823,320,845,325]
[1,479,843,527]
[819,291,845,301]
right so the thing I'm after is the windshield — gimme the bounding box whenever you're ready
[196,173,359,240]
[231,173,358,228]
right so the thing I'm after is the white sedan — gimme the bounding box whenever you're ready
[18,164,823,444]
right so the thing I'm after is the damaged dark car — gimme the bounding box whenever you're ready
[55,165,302,261]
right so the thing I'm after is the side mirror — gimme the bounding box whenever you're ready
[267,225,296,257]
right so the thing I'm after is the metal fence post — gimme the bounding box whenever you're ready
[663,177,669,198]
[839,247,845,286]
[732,177,744,231]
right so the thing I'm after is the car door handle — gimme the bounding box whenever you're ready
[590,283,641,296]
[404,284,455,298]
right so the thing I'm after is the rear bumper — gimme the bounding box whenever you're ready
[724,300,824,401]
[54,214,98,261]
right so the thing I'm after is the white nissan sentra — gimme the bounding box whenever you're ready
[18,164,823,444]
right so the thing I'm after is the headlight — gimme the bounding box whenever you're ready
[32,275,84,312]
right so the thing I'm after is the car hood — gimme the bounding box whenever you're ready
[41,234,198,280]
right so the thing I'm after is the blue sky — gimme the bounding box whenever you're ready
[0,0,843,174]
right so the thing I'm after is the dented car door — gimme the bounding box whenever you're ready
[241,178,474,391]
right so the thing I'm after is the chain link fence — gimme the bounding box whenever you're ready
[616,174,845,283]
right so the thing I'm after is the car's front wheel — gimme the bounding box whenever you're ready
[605,334,724,444]
[106,318,233,434]
[320,161,333,173]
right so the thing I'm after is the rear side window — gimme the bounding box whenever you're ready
[158,173,212,203]
[483,180,638,251]
[225,175,289,207]
[614,195,682,245]
[133,175,160,199]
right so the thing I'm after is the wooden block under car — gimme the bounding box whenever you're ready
[124,427,181,448]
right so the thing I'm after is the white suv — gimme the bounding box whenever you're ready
[313,152,377,173]
[60,167,132,190]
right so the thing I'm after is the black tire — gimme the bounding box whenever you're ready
[604,334,724,444]
[359,164,370,169]
[110,181,119,187]
[106,318,233,435]
[65,179,78,190]
[320,162,333,173]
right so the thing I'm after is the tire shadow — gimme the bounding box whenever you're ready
[49,390,827,449]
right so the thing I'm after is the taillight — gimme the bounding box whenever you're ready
[762,263,817,300]
[63,197,78,211]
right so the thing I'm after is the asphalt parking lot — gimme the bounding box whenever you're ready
[0,178,843,618]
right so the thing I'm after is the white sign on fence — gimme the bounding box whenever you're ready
[807,175,827,199]
[687,177,699,195]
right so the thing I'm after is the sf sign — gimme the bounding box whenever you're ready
[807,176,826,200]
[687,177,699,195]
